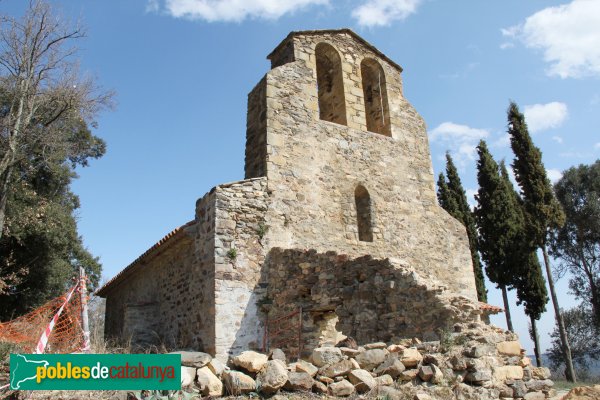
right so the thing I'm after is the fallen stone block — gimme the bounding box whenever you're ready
[348,369,377,393]
[181,366,196,387]
[387,344,406,353]
[365,342,387,350]
[431,364,444,384]
[375,374,393,386]
[222,370,256,394]
[419,365,434,382]
[339,347,361,357]
[328,378,355,396]
[312,380,327,394]
[317,374,334,384]
[257,360,288,395]
[355,348,387,370]
[523,392,545,400]
[269,348,287,363]
[196,366,223,396]
[525,379,553,391]
[230,351,268,373]
[374,354,405,378]
[171,351,212,368]
[519,356,532,367]
[284,371,314,392]
[319,359,354,378]
[496,341,522,356]
[511,379,527,398]
[207,358,226,377]
[295,359,318,377]
[400,348,423,368]
[400,369,419,381]
[414,393,432,400]
[464,369,492,385]
[531,367,551,380]
[373,386,404,400]
[312,347,343,367]
[494,365,524,381]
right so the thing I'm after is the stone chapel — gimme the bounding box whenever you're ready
[97,29,495,362]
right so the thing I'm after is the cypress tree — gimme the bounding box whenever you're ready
[501,163,548,366]
[516,251,548,367]
[474,142,521,331]
[437,172,457,214]
[439,154,487,302]
[507,101,575,381]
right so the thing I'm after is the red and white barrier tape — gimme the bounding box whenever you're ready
[34,283,79,354]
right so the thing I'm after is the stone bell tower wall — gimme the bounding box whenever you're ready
[245,30,478,301]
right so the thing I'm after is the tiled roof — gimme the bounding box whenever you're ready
[479,302,504,314]
[95,220,195,297]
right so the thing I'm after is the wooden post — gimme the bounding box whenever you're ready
[79,267,91,353]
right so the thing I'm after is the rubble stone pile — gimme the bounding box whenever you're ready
[173,322,555,399]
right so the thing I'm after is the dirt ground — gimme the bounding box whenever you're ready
[0,389,577,400]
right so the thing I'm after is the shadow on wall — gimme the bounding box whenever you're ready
[229,247,481,361]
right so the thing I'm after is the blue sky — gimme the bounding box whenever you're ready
[3,0,599,355]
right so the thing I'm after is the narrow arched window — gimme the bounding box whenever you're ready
[360,58,391,136]
[355,185,373,242]
[315,43,347,126]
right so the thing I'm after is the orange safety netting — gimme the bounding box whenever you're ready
[0,285,85,354]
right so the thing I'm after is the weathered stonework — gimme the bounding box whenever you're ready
[263,248,480,358]
[251,30,477,300]
[98,29,484,362]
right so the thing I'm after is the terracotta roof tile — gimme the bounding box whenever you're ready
[95,220,195,297]
[479,302,504,314]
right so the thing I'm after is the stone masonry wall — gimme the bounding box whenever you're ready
[264,248,481,359]
[251,31,477,301]
[212,177,269,361]
[103,189,218,353]
[244,78,267,179]
[103,220,215,351]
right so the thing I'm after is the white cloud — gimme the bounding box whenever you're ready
[523,102,568,133]
[594,143,600,149]
[429,122,489,143]
[507,166,518,188]
[146,0,160,12]
[502,0,600,78]
[152,0,328,22]
[499,42,514,50]
[547,168,563,183]
[552,136,563,144]
[492,133,510,148]
[351,0,422,27]
[466,188,477,210]
[559,151,591,159]
[429,122,489,166]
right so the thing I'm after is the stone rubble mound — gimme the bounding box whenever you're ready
[172,322,555,400]
[562,385,600,400]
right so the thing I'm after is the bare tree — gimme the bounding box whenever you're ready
[0,0,112,239]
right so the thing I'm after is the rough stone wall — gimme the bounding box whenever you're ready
[103,189,218,353]
[244,78,267,179]
[250,31,477,300]
[212,177,269,361]
[192,189,218,354]
[103,222,215,350]
[264,248,480,358]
